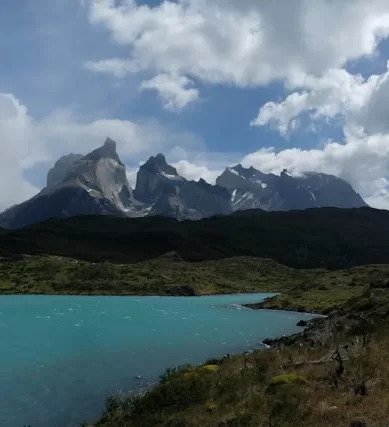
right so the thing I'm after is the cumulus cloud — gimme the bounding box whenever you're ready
[241,132,389,199]
[0,94,40,208]
[251,66,388,134]
[5,0,389,210]
[85,58,139,78]
[140,74,199,111]
[85,0,389,108]
[0,92,202,210]
[173,160,222,184]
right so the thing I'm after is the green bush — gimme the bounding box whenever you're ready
[268,373,308,388]
[132,371,211,414]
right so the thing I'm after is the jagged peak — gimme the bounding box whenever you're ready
[154,153,167,163]
[231,163,245,172]
[142,153,179,177]
[83,138,122,164]
[145,153,169,168]
[281,169,291,178]
[226,163,265,179]
[104,137,117,150]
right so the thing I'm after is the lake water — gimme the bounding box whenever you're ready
[0,294,315,427]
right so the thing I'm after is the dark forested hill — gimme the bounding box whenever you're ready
[0,207,388,269]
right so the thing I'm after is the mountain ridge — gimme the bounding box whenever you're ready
[0,138,366,228]
[0,207,387,269]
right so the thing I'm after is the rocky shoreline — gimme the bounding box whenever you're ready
[244,296,329,348]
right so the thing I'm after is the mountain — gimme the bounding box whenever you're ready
[0,140,232,228]
[0,139,367,228]
[135,154,232,220]
[0,138,144,228]
[216,164,366,211]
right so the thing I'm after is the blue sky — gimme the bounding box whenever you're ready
[1,0,389,209]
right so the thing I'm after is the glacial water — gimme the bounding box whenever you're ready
[0,294,316,427]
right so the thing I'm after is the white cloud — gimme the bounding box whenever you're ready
[0,92,202,210]
[126,168,138,188]
[251,67,387,134]
[36,110,202,159]
[0,94,40,209]
[140,74,199,111]
[4,1,389,210]
[82,1,389,209]
[85,58,139,78]
[86,0,389,108]
[241,132,389,198]
[173,160,222,184]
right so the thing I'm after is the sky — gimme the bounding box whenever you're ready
[1,0,389,210]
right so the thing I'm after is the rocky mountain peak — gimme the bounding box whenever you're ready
[154,153,167,164]
[134,154,185,203]
[47,153,83,188]
[44,138,138,213]
[143,153,179,176]
[83,138,122,164]
[232,164,244,172]
[0,139,368,229]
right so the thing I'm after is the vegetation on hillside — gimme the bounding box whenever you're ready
[2,255,389,299]
[2,207,389,268]
[0,255,313,295]
[92,276,389,427]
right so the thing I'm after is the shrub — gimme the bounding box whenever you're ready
[268,373,308,389]
[199,364,219,373]
[133,369,212,415]
[205,401,218,411]
[267,383,310,426]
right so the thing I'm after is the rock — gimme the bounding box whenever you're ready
[47,153,83,187]
[134,153,183,203]
[216,164,366,212]
[135,154,232,220]
[0,139,367,228]
[167,285,201,296]
[0,138,143,228]
[297,320,309,327]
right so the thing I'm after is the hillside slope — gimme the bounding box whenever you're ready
[1,207,389,268]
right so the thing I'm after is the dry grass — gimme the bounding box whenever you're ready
[95,328,389,427]
[93,282,389,427]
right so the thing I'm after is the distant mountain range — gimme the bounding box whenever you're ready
[0,138,366,228]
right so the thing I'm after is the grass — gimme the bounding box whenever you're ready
[94,334,389,426]
[93,284,389,427]
[250,264,389,314]
[6,253,389,426]
[0,255,311,296]
[3,255,389,301]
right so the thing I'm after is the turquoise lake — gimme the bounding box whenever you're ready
[0,294,315,427]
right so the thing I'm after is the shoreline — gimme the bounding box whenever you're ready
[91,299,335,426]
[0,290,278,297]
